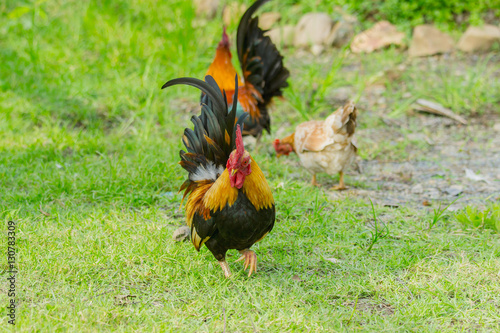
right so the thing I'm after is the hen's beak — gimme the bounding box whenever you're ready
[276,153,283,158]
[231,169,238,176]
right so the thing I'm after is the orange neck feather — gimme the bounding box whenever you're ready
[203,158,274,212]
[206,45,262,118]
[206,46,243,99]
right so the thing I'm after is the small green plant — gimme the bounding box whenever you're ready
[427,198,460,230]
[455,204,500,233]
[364,199,389,252]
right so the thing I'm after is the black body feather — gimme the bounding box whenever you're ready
[195,191,275,261]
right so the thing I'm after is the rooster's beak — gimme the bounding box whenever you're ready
[276,153,283,158]
[231,169,238,176]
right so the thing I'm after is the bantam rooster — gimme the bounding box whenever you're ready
[162,75,275,277]
[206,0,290,138]
[273,102,358,190]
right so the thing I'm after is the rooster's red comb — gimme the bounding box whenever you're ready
[218,26,230,49]
[235,125,244,157]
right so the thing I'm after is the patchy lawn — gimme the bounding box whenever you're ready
[1,0,500,331]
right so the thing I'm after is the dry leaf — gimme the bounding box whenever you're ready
[414,99,467,125]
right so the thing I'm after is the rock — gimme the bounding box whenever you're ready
[494,123,500,132]
[458,25,500,52]
[424,187,441,199]
[351,21,405,53]
[444,185,464,196]
[223,2,246,26]
[329,15,357,47]
[411,183,424,194]
[311,44,325,56]
[408,25,454,57]
[265,25,295,47]
[172,226,190,242]
[293,13,334,47]
[259,12,281,30]
[193,0,219,19]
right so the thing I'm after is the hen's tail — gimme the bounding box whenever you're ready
[326,101,357,137]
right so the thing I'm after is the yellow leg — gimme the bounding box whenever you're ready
[219,260,232,278]
[330,171,347,190]
[311,174,319,187]
[235,249,257,277]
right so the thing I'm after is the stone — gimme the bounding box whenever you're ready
[444,185,464,196]
[351,21,405,53]
[411,183,424,194]
[458,25,500,52]
[223,2,246,26]
[265,25,295,47]
[329,15,357,47]
[193,0,219,19]
[408,25,454,57]
[259,12,281,30]
[172,226,190,242]
[493,123,500,132]
[311,44,325,56]
[293,13,334,47]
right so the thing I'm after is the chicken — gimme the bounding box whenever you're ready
[273,102,358,190]
[162,75,275,277]
[206,0,289,138]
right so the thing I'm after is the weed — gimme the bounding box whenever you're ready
[428,198,459,230]
[455,204,500,233]
[364,199,389,252]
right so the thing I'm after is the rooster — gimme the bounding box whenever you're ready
[162,75,275,277]
[273,102,358,190]
[206,0,289,138]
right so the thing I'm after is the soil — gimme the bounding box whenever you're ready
[332,114,500,210]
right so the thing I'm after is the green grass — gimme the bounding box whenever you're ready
[2,0,500,331]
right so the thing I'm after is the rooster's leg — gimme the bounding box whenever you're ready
[218,260,232,278]
[330,171,348,190]
[236,249,257,277]
[311,174,319,187]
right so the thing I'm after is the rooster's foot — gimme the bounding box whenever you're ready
[219,260,232,278]
[236,249,257,277]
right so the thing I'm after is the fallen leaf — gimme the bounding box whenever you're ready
[414,99,467,125]
[292,275,302,281]
[422,200,431,206]
[465,168,491,184]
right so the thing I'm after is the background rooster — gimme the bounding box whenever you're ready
[273,102,358,190]
[162,75,275,277]
[206,0,289,138]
